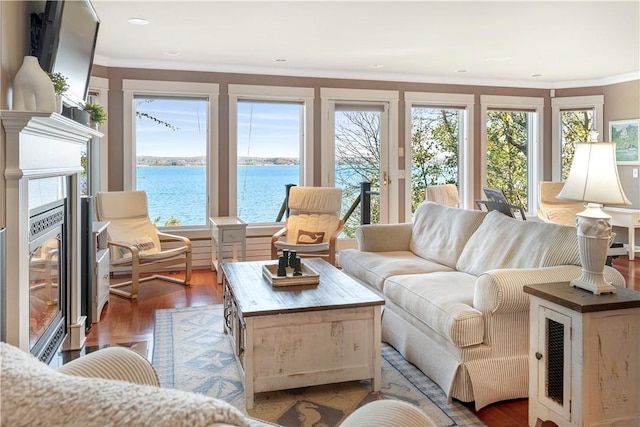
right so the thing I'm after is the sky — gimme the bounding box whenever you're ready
[135,98,301,158]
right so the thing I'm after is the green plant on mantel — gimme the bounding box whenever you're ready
[84,101,107,126]
[47,72,69,95]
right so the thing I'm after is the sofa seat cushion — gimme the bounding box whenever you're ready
[383,272,483,348]
[456,211,581,276]
[410,202,486,268]
[340,249,453,292]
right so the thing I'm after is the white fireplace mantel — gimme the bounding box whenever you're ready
[1,111,102,354]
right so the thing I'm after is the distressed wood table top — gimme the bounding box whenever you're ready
[221,257,384,317]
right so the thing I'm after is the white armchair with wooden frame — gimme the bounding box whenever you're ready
[95,191,192,299]
[271,186,344,266]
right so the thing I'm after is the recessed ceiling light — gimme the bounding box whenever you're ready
[128,18,149,25]
[274,58,287,63]
[163,51,181,57]
[456,69,468,73]
[369,64,384,69]
[531,73,543,78]
[487,56,512,62]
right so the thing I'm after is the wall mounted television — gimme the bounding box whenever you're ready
[34,0,100,109]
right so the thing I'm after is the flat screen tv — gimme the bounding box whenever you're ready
[35,0,100,109]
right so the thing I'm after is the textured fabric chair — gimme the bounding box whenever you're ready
[271,186,344,266]
[95,191,192,299]
[424,184,459,207]
[537,181,584,226]
[1,342,430,427]
[0,342,256,427]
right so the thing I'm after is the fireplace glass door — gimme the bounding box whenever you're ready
[29,201,67,362]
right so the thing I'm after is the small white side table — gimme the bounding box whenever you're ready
[210,216,247,284]
[92,221,110,324]
[603,207,640,260]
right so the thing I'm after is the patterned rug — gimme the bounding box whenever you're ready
[153,305,484,427]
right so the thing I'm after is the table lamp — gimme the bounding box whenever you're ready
[558,141,630,294]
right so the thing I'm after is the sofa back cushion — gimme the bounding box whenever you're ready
[410,202,487,268]
[456,211,581,276]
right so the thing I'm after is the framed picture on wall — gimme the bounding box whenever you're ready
[610,119,640,164]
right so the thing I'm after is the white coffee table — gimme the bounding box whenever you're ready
[221,258,384,409]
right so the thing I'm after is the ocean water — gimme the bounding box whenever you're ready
[137,165,299,225]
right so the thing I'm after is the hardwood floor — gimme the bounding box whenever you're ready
[83,258,640,427]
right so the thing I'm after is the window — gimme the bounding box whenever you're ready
[481,95,544,213]
[134,96,208,226]
[229,85,314,224]
[551,96,604,181]
[123,80,219,229]
[405,92,474,213]
[236,100,303,223]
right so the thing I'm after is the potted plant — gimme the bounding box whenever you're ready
[47,72,68,113]
[84,101,107,128]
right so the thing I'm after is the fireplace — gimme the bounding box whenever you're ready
[0,111,101,356]
[29,198,69,362]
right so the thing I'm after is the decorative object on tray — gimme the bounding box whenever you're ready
[262,261,320,287]
[12,56,56,112]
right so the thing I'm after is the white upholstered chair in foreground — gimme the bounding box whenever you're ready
[95,191,192,299]
[424,184,459,207]
[1,342,433,427]
[271,186,344,266]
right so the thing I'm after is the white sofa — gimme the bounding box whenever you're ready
[339,201,625,409]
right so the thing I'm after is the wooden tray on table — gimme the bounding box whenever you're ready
[262,262,320,287]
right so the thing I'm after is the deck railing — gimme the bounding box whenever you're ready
[276,183,377,225]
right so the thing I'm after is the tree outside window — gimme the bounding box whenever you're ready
[411,107,459,212]
[486,111,529,208]
[561,110,594,180]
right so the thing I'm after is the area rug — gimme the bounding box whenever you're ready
[153,305,484,427]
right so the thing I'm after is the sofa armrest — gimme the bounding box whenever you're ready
[474,265,580,314]
[355,223,413,252]
[474,265,627,314]
[57,347,160,386]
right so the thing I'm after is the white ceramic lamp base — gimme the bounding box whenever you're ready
[572,204,616,294]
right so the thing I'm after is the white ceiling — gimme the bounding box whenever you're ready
[91,0,640,89]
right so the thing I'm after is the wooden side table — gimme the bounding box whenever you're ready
[524,283,640,427]
[210,216,247,284]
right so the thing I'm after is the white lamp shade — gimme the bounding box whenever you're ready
[558,142,630,205]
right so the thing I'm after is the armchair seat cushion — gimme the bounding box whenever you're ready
[273,241,329,252]
[107,217,162,260]
[110,246,190,266]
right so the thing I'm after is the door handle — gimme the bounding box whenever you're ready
[383,171,390,188]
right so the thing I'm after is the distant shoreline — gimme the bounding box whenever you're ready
[137,156,299,167]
